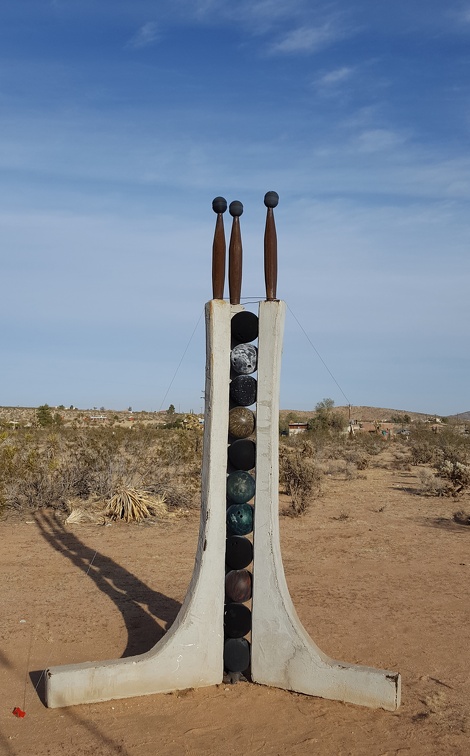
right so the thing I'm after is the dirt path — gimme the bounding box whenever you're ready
[1,465,469,755]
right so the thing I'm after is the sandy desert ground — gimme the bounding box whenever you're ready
[1,462,469,755]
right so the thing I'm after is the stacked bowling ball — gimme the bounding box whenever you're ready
[224,310,258,678]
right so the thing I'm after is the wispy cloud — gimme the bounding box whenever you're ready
[269,22,340,54]
[318,66,354,86]
[354,128,408,153]
[126,21,159,50]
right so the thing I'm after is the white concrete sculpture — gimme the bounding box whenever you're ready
[45,193,400,711]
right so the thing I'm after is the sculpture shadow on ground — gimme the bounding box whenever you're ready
[33,511,182,658]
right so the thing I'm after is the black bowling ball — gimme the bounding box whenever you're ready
[224,637,251,674]
[228,439,256,471]
[225,536,253,569]
[231,310,259,343]
[224,603,252,638]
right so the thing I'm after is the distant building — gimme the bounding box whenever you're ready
[288,422,309,436]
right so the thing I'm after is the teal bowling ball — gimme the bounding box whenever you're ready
[227,503,253,536]
[227,470,255,504]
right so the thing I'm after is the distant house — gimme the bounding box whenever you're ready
[350,422,402,437]
[288,422,309,436]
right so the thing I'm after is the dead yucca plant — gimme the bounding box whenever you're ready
[105,486,167,523]
[453,510,470,526]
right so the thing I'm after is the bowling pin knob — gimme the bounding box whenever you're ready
[264,191,279,208]
[229,200,244,217]
[212,196,227,214]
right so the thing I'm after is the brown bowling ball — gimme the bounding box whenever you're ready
[229,407,255,439]
[225,569,252,603]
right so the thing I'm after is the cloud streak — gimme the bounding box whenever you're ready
[125,21,159,49]
[269,22,342,54]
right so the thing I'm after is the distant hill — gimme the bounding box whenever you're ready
[280,406,449,425]
[1,405,468,428]
[447,411,470,422]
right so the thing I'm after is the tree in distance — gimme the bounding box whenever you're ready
[36,404,53,427]
[308,398,345,433]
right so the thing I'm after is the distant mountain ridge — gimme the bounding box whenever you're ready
[1,405,469,426]
[447,410,470,422]
[280,406,470,424]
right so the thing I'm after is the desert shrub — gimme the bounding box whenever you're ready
[343,449,369,470]
[417,468,452,497]
[352,433,386,457]
[390,447,412,471]
[322,458,365,481]
[0,432,70,511]
[279,441,322,516]
[410,439,436,465]
[0,425,203,515]
[145,480,198,510]
[453,510,470,526]
[436,458,470,497]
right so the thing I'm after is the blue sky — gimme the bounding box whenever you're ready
[1,1,469,415]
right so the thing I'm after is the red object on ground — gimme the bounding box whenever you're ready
[12,707,26,718]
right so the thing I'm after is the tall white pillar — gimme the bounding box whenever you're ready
[45,299,230,707]
[251,300,400,711]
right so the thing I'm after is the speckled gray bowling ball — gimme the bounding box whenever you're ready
[230,375,257,407]
[231,343,257,375]
[227,470,256,504]
[228,407,255,439]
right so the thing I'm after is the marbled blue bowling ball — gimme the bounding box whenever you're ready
[231,310,259,343]
[230,375,257,407]
[227,503,253,536]
[224,637,250,673]
[228,439,256,471]
[231,343,257,375]
[227,471,255,504]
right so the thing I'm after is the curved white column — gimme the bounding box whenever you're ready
[45,300,230,707]
[251,300,401,711]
